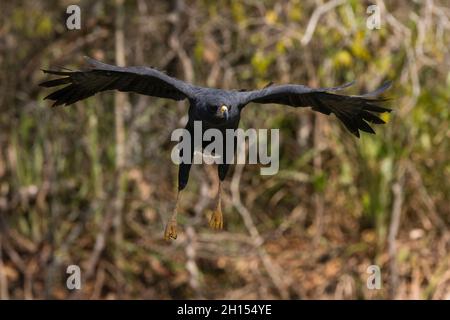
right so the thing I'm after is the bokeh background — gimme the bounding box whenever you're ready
[0,0,449,299]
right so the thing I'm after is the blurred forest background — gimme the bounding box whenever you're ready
[0,0,449,299]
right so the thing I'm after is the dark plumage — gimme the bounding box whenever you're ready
[40,56,392,239]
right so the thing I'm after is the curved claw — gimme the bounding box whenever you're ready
[164,218,178,240]
[209,208,223,230]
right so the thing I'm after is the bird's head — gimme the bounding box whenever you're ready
[203,103,230,124]
[194,92,238,125]
[218,105,229,121]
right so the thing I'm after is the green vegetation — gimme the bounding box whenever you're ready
[0,0,449,299]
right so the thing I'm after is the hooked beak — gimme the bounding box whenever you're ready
[220,105,229,121]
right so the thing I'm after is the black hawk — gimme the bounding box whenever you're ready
[40,57,392,240]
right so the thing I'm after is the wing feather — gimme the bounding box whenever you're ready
[238,81,392,137]
[40,57,196,107]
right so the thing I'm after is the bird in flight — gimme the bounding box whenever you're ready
[40,57,392,240]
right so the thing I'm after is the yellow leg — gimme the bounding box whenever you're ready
[164,192,181,240]
[209,182,223,230]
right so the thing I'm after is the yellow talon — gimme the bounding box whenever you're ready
[209,207,223,230]
[164,218,178,240]
[209,181,223,230]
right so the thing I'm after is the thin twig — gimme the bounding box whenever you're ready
[301,0,346,45]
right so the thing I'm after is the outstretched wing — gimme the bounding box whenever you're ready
[40,57,196,106]
[237,81,392,137]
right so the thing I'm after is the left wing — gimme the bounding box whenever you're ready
[40,56,197,107]
[237,81,392,137]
